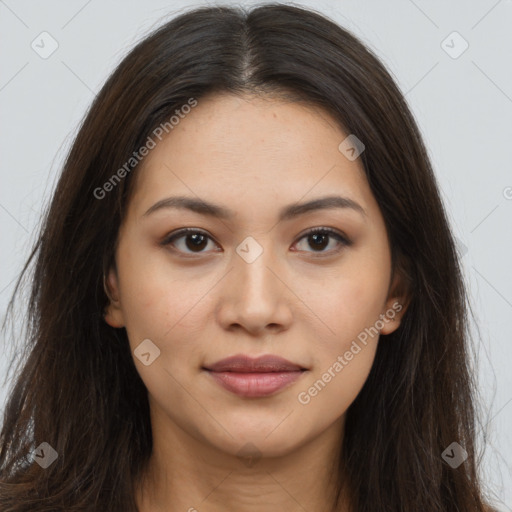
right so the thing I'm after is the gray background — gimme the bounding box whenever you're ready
[0,0,511,508]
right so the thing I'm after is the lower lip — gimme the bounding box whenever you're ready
[206,370,304,398]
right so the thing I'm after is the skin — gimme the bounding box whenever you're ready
[104,92,409,512]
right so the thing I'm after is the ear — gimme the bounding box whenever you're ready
[379,268,411,336]
[103,266,125,328]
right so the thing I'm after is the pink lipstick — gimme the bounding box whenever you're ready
[203,354,307,398]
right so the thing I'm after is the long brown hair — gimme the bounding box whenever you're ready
[0,4,492,510]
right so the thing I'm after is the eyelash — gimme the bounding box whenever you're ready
[160,226,352,258]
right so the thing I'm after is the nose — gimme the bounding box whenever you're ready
[215,243,293,336]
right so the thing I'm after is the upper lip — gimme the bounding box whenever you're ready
[204,354,306,373]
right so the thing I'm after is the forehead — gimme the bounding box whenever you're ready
[128,93,377,222]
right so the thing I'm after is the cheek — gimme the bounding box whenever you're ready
[296,339,378,428]
[116,246,216,369]
[117,267,212,418]
[296,279,384,417]
[304,263,389,348]
[295,258,388,405]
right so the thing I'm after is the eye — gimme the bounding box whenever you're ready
[161,228,220,255]
[293,227,351,256]
[161,227,351,256]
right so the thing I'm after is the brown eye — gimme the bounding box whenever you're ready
[294,227,351,255]
[161,226,351,257]
[161,228,218,254]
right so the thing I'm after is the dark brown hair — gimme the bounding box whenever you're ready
[0,3,492,511]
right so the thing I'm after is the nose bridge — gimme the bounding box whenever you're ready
[234,235,281,298]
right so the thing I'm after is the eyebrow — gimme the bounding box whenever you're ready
[143,195,367,221]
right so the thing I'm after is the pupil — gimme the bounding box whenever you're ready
[187,233,207,251]
[310,233,327,250]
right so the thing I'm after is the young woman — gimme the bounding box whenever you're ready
[0,4,495,511]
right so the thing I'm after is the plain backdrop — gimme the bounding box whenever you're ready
[0,0,511,509]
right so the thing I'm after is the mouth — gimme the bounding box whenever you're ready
[202,354,308,398]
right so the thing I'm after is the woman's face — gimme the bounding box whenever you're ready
[105,92,407,459]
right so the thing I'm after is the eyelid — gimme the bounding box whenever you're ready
[292,226,352,257]
[160,227,219,256]
[160,226,352,255]
[161,227,214,246]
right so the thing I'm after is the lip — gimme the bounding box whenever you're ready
[203,354,307,398]
[205,354,305,373]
